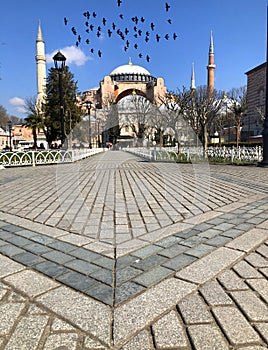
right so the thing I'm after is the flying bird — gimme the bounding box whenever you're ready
[86,29,90,33]
[85,21,89,27]
[97,31,101,38]
[164,34,169,40]
[90,48,94,53]
[71,27,77,35]
[139,53,142,58]
[90,24,94,31]
[83,11,90,19]
[138,29,142,36]
[102,18,107,26]
[112,22,116,30]
[145,36,149,42]
[124,46,128,52]
[75,41,79,47]
[167,19,172,24]
[133,26,137,32]
[146,55,150,62]
[93,12,97,18]
[156,34,160,42]
[126,40,130,47]
[165,2,171,12]
[150,22,155,31]
[119,14,123,19]
[125,28,129,35]
[64,17,68,25]
[98,50,102,57]
[173,32,178,40]
[132,16,138,24]
[108,29,112,37]
[141,17,145,23]
[134,43,138,49]
[85,38,90,44]
[97,26,101,31]
[117,0,122,6]
[134,34,138,38]
[78,35,81,42]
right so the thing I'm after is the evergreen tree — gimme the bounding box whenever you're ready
[44,66,81,146]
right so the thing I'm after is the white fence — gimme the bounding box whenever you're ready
[0,148,106,168]
[124,146,263,163]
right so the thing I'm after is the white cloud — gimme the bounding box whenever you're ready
[47,46,91,67]
[9,97,26,113]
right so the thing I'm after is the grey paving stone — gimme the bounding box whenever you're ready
[199,280,233,306]
[185,243,215,258]
[85,282,113,306]
[198,228,222,239]
[222,228,244,238]
[94,256,114,270]
[182,235,206,247]
[231,290,268,322]
[56,271,98,291]
[42,250,74,264]
[178,293,213,324]
[24,242,53,255]
[133,265,173,287]
[48,240,77,253]
[0,255,24,278]
[5,235,32,247]
[226,228,268,253]
[0,239,8,246]
[154,235,182,248]
[35,260,69,278]
[116,255,139,269]
[91,268,113,286]
[1,224,24,232]
[152,310,188,348]
[15,229,38,239]
[218,270,249,291]
[69,247,102,262]
[115,281,145,304]
[4,314,49,350]
[175,228,201,239]
[257,244,268,258]
[30,234,55,245]
[131,244,163,259]
[163,253,196,271]
[254,323,268,344]
[0,243,25,256]
[158,243,188,258]
[64,259,100,275]
[187,324,229,350]
[116,266,142,285]
[132,253,167,271]
[206,235,232,247]
[12,252,46,266]
[212,306,261,346]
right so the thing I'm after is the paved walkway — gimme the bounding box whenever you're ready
[0,151,267,349]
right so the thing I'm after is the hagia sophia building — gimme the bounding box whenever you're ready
[36,21,215,146]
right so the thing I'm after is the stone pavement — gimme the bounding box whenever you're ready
[0,150,267,349]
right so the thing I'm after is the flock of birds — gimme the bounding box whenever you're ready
[64,0,178,62]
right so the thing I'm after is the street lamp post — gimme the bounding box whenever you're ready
[53,51,66,148]
[83,101,93,148]
[7,120,12,151]
[258,5,268,166]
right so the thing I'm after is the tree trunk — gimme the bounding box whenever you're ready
[33,128,38,149]
[202,124,208,158]
[236,118,241,147]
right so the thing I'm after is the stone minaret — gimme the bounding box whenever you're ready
[207,31,215,98]
[191,62,196,90]
[35,20,46,110]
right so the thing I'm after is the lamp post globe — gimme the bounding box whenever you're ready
[53,51,66,148]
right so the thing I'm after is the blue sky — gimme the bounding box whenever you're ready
[0,0,267,118]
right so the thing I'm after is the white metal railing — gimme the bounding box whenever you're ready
[0,148,106,167]
[124,146,263,163]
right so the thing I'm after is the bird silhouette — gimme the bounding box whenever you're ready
[75,41,79,47]
[93,12,97,18]
[86,29,90,33]
[138,29,142,36]
[85,38,90,44]
[165,2,171,11]
[117,0,122,6]
[83,11,90,19]
[64,17,68,25]
[132,16,138,24]
[90,24,94,31]
[102,18,107,26]
[134,34,138,38]
[145,36,149,42]
[112,22,116,30]
[124,46,128,51]
[150,22,155,31]
[173,32,178,40]
[133,26,137,32]
[141,17,145,23]
[146,31,150,36]
[78,35,81,42]
[97,26,101,31]
[167,19,172,24]
[97,31,101,38]
[126,40,129,47]
[146,55,150,62]
[119,14,123,19]
[98,50,102,57]
[71,27,77,35]
[90,48,94,53]
[156,34,160,42]
[164,34,169,40]
[134,43,138,49]
[85,21,89,27]
[139,53,142,58]
[108,29,112,37]
[125,28,129,35]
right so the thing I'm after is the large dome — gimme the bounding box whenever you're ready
[109,60,156,83]
[110,61,151,76]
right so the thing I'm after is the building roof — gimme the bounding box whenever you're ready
[245,62,266,75]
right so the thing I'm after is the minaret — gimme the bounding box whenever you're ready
[207,31,216,99]
[191,62,196,90]
[35,20,46,110]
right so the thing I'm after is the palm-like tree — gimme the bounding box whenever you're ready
[23,112,42,149]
